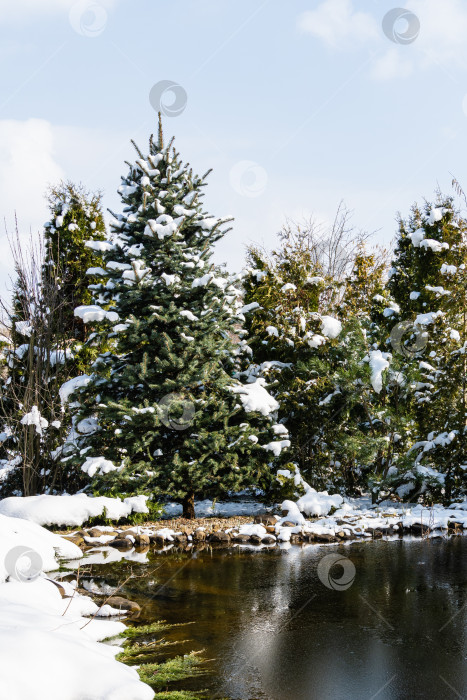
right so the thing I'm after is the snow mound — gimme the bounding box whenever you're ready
[296,488,343,517]
[279,500,306,525]
[0,513,82,584]
[238,523,268,538]
[0,494,149,528]
[0,577,153,700]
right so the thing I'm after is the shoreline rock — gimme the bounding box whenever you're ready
[57,509,467,554]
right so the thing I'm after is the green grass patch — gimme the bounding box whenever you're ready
[121,620,195,640]
[117,620,209,698]
[135,651,205,688]
[118,638,187,664]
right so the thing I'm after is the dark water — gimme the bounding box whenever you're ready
[84,539,467,700]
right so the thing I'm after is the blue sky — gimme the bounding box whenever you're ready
[1,0,467,291]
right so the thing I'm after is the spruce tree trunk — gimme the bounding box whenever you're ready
[182,491,195,519]
[445,469,452,505]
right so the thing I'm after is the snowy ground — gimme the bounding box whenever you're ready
[1,491,466,540]
[274,497,467,541]
[0,513,153,700]
[79,498,467,548]
[163,498,270,519]
[48,493,467,557]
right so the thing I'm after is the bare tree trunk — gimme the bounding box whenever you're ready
[182,490,196,519]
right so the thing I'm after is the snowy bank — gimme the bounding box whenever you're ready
[0,578,153,700]
[62,498,467,554]
[0,513,81,583]
[0,493,149,528]
[0,514,153,700]
[275,498,467,542]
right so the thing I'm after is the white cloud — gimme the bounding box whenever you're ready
[0,119,138,296]
[0,118,64,228]
[406,0,467,66]
[0,119,64,290]
[297,0,378,49]
[298,0,467,80]
[372,0,467,79]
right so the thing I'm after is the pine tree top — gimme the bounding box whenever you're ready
[80,127,241,333]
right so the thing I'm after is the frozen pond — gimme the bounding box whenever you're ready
[78,537,467,699]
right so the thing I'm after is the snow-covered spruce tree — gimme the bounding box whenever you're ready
[68,123,285,518]
[0,187,106,497]
[379,195,467,502]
